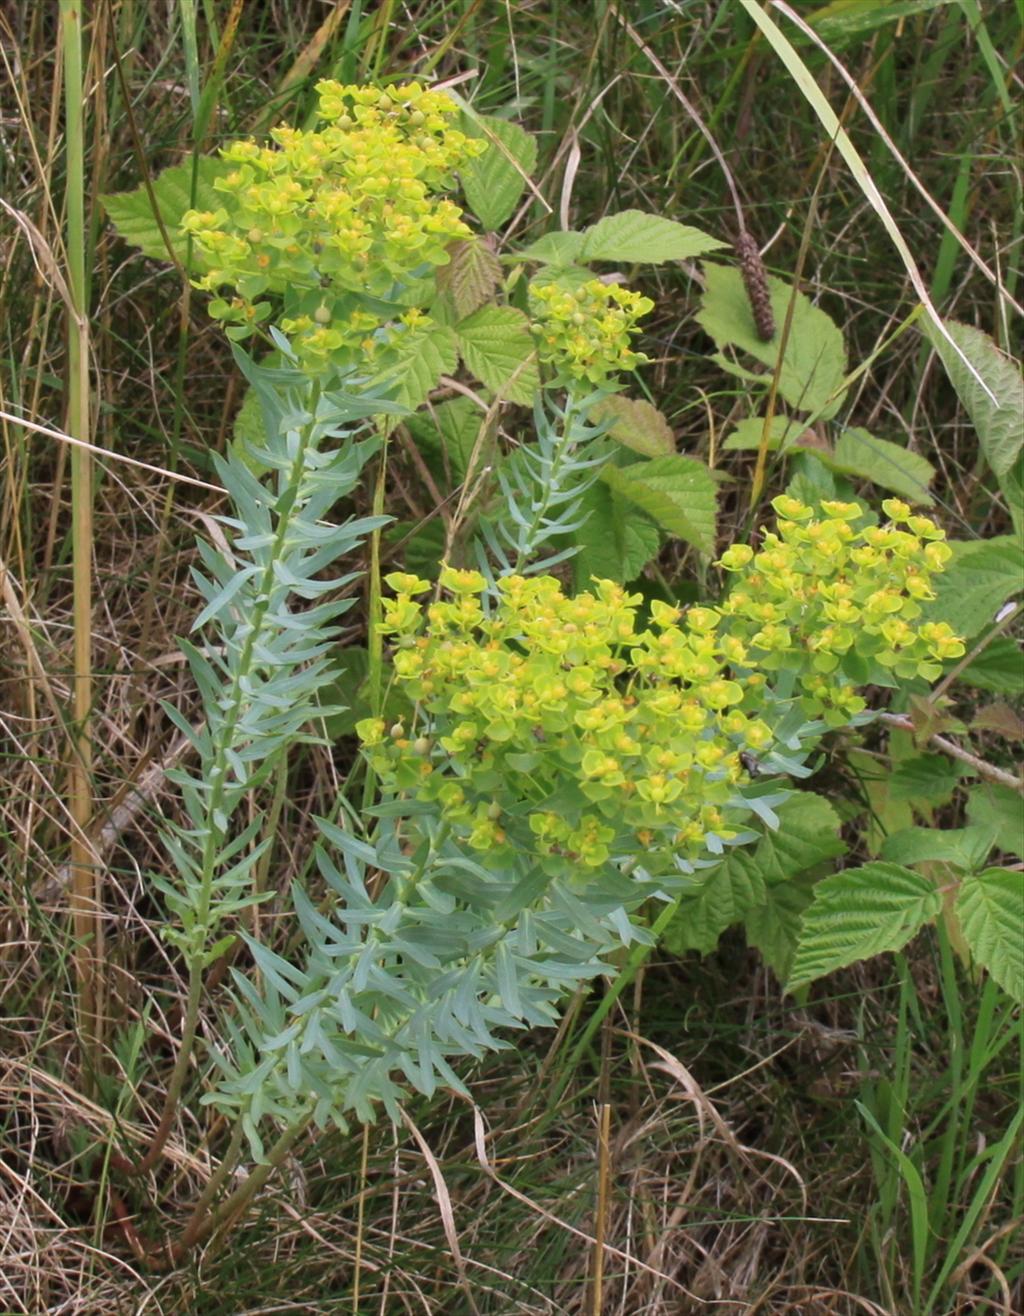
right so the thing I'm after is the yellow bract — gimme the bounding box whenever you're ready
[530,279,654,386]
[359,506,964,872]
[181,81,483,370]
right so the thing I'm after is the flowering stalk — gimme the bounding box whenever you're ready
[138,367,390,1175]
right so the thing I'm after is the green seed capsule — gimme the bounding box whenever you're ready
[247,227,263,244]
[313,304,332,325]
[409,109,425,127]
[378,94,393,112]
[487,801,502,820]
[389,721,405,740]
[413,736,430,756]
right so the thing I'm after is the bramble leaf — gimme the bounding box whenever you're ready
[966,784,1024,859]
[381,322,458,415]
[664,860,766,957]
[698,263,848,418]
[516,231,587,265]
[666,792,845,959]
[570,481,661,589]
[823,428,935,505]
[102,157,229,263]
[888,755,964,805]
[746,877,816,981]
[787,863,943,991]
[591,395,674,457]
[460,115,538,232]
[723,414,809,451]
[439,237,502,318]
[925,537,1023,639]
[954,636,1023,696]
[578,210,726,264]
[880,825,994,873]
[955,868,1024,1002]
[600,455,718,554]
[456,305,539,405]
[927,319,1024,479]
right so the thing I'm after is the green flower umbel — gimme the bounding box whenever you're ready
[530,278,654,387]
[181,81,484,371]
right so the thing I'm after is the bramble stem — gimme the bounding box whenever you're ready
[879,712,1023,792]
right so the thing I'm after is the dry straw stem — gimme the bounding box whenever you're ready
[59,0,101,1091]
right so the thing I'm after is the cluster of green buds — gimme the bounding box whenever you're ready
[530,278,654,387]
[356,500,962,875]
[181,81,484,370]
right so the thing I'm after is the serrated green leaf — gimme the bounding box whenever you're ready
[455,305,539,405]
[822,428,935,505]
[666,792,844,959]
[460,115,538,232]
[1001,452,1024,538]
[955,636,1023,696]
[438,237,502,318]
[955,868,1024,1002]
[570,481,661,590]
[752,792,847,881]
[967,785,1024,859]
[515,231,587,265]
[408,396,494,486]
[101,156,229,263]
[590,395,674,457]
[925,537,1023,639]
[787,863,943,991]
[663,858,766,957]
[880,825,995,873]
[600,455,718,554]
[746,876,816,981]
[698,263,848,418]
[723,414,809,452]
[926,319,1024,479]
[578,210,726,264]
[379,322,458,415]
[888,755,965,805]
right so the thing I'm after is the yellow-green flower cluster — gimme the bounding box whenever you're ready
[718,497,964,718]
[181,81,484,369]
[357,501,962,874]
[358,566,755,871]
[530,279,654,387]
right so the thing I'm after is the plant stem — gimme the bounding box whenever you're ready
[172,1111,314,1260]
[175,1119,246,1250]
[363,435,390,810]
[512,391,582,573]
[541,891,685,1121]
[135,385,322,1175]
[879,712,1023,791]
[61,0,100,1092]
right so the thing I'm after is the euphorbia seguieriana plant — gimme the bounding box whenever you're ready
[109,81,1017,1252]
